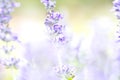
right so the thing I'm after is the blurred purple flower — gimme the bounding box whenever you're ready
[0,0,20,24]
[0,0,22,69]
[113,0,120,19]
[41,0,74,79]
[41,0,56,9]
[54,65,75,79]
[0,25,18,42]
[41,0,69,43]
[0,0,19,43]
[2,45,14,53]
[0,57,20,68]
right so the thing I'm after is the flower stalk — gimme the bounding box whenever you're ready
[41,0,75,80]
[0,0,28,80]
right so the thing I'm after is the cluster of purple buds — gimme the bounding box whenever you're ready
[112,0,120,42]
[41,0,68,43]
[41,0,56,10]
[113,0,120,19]
[0,0,19,42]
[54,65,75,80]
[0,57,20,68]
[0,0,20,53]
[0,0,21,68]
[0,0,20,24]
[0,24,18,42]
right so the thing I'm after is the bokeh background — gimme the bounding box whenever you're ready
[10,0,115,44]
[1,0,120,80]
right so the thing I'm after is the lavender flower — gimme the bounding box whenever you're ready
[113,0,120,19]
[41,0,74,79]
[54,65,75,80]
[41,0,69,44]
[0,0,20,24]
[0,0,19,43]
[2,45,14,53]
[0,0,19,55]
[0,57,20,68]
[112,0,120,42]
[41,0,56,10]
[0,0,22,69]
[0,25,18,42]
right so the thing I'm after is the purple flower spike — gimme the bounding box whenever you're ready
[112,0,120,42]
[0,0,20,24]
[0,0,23,70]
[113,0,120,19]
[41,0,69,44]
[41,0,74,79]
